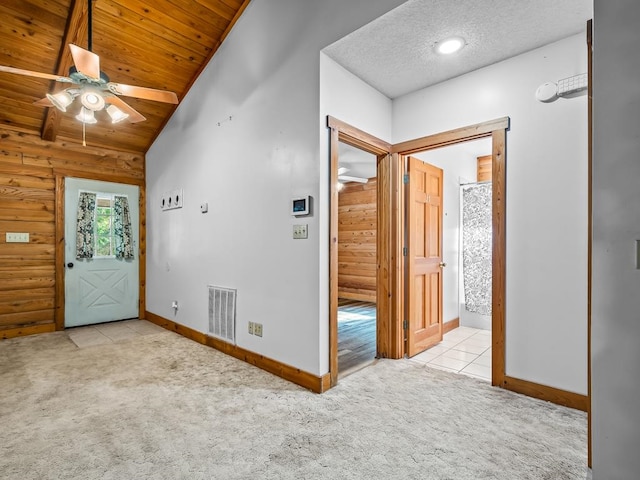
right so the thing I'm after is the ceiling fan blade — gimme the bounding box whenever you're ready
[0,65,73,83]
[338,175,369,184]
[107,82,179,104]
[33,97,54,107]
[69,44,100,80]
[105,96,146,123]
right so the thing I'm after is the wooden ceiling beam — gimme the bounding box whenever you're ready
[41,0,90,142]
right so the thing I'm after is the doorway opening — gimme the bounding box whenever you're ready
[328,116,393,388]
[392,117,508,387]
[337,141,378,378]
[61,177,141,329]
[328,116,508,389]
[405,138,494,381]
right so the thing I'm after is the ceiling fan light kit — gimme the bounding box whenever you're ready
[75,107,97,124]
[80,90,105,111]
[45,91,74,112]
[106,104,129,123]
[0,0,179,143]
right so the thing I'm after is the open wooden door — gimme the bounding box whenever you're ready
[406,156,444,357]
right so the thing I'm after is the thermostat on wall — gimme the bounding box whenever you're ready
[291,196,311,216]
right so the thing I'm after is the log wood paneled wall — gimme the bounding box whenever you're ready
[0,126,144,339]
[338,178,377,302]
[477,155,492,182]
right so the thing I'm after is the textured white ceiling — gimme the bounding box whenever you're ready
[324,0,593,99]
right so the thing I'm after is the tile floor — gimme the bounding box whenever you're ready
[66,319,165,348]
[408,326,492,381]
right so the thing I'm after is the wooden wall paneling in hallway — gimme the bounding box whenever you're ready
[477,155,492,182]
[338,179,377,302]
[0,126,145,339]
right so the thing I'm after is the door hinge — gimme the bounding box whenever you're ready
[403,320,408,330]
[403,246,407,256]
[403,173,409,184]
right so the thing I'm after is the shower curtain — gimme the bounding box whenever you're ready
[462,182,492,316]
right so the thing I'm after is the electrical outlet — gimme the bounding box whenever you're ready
[6,232,29,243]
[248,322,255,335]
[293,224,308,239]
[254,323,263,337]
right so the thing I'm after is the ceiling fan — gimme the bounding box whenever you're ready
[338,166,369,185]
[0,0,178,128]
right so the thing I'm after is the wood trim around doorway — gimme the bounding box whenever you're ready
[327,116,509,388]
[392,117,509,385]
[328,116,394,388]
[327,115,588,412]
[54,173,146,331]
[586,18,593,467]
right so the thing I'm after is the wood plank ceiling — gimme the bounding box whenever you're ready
[0,0,250,153]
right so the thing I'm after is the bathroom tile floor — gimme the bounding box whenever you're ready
[408,326,492,381]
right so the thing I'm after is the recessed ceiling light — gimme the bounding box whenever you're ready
[435,37,465,55]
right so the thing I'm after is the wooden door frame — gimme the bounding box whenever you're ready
[586,18,593,469]
[392,117,510,386]
[328,116,395,388]
[328,116,509,387]
[54,173,146,330]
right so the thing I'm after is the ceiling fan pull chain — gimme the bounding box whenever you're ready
[82,120,86,147]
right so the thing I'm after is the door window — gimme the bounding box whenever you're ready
[95,195,116,258]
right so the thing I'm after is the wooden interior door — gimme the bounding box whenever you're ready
[406,156,444,357]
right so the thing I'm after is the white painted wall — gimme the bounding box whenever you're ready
[415,143,482,327]
[592,1,640,477]
[146,0,405,376]
[319,52,392,365]
[320,53,392,143]
[393,34,589,395]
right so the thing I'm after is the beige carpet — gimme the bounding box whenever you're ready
[0,326,587,479]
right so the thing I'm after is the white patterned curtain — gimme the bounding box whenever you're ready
[114,195,134,259]
[462,183,492,315]
[76,192,96,259]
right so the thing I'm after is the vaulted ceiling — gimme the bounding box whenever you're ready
[0,0,250,153]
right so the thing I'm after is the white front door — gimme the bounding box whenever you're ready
[64,178,140,327]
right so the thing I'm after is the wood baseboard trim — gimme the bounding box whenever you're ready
[1,323,56,340]
[502,375,588,412]
[443,317,460,335]
[145,311,207,343]
[145,311,330,393]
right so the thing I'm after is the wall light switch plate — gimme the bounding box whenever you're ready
[293,224,308,239]
[161,189,184,211]
[200,202,208,213]
[6,232,29,243]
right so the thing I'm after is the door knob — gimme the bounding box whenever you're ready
[439,262,447,268]
[67,262,74,268]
